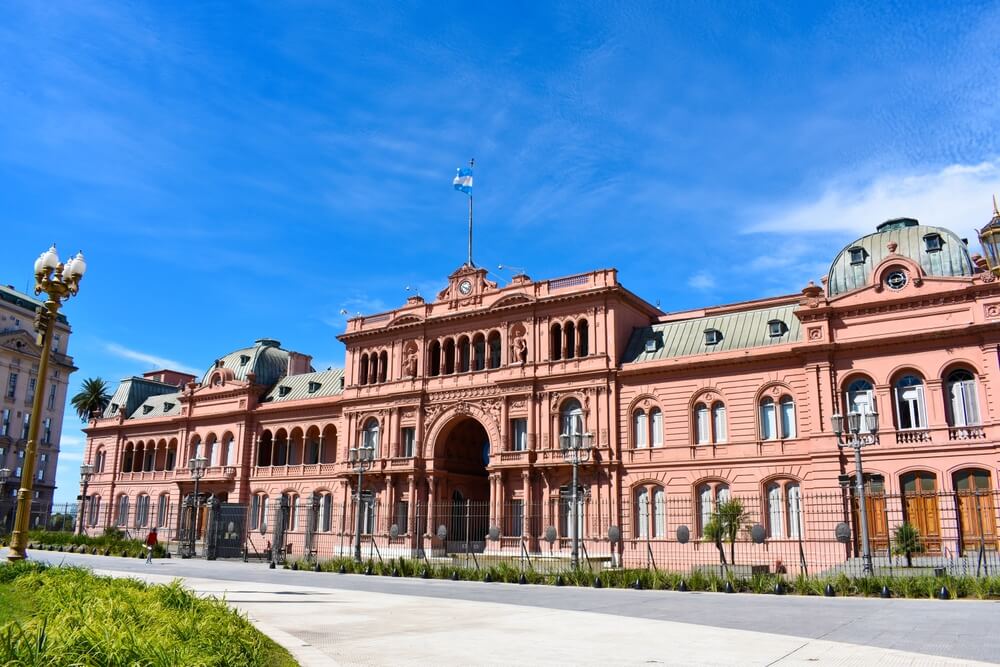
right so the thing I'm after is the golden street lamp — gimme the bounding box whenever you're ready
[77,463,95,535]
[7,244,86,562]
[977,196,1000,275]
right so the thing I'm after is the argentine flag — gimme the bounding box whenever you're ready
[453,166,473,194]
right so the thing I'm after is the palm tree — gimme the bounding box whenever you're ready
[71,377,111,421]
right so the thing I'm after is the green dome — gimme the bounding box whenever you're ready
[203,338,293,386]
[827,218,975,296]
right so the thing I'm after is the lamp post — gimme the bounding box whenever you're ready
[8,245,86,562]
[187,455,208,557]
[831,410,879,575]
[77,464,94,535]
[559,430,594,570]
[0,468,10,534]
[349,444,374,562]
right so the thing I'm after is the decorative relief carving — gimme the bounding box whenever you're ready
[985,303,1000,319]
[807,327,823,341]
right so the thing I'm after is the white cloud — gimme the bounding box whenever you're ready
[104,342,199,375]
[59,451,82,462]
[60,434,84,448]
[687,271,716,290]
[751,160,1000,239]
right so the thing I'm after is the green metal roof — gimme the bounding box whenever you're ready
[0,285,69,324]
[129,391,182,420]
[827,219,975,296]
[203,338,298,387]
[623,303,801,364]
[262,368,344,403]
[104,377,179,419]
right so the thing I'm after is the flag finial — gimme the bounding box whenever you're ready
[993,194,999,218]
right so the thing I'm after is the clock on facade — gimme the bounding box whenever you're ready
[458,280,472,295]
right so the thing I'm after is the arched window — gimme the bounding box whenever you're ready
[694,403,710,444]
[369,353,378,385]
[359,353,369,384]
[550,323,562,361]
[578,319,589,357]
[156,494,169,528]
[651,407,663,447]
[953,469,996,551]
[946,369,980,427]
[894,375,927,430]
[379,351,388,383]
[257,431,273,467]
[429,340,441,377]
[458,336,471,373]
[88,495,102,526]
[222,436,235,466]
[116,495,129,527]
[712,402,727,443]
[362,418,380,452]
[760,397,776,440]
[472,333,486,371]
[274,430,288,466]
[288,494,300,531]
[766,481,802,538]
[94,449,105,473]
[633,409,647,448]
[845,378,876,433]
[320,493,333,532]
[443,338,456,374]
[122,444,134,473]
[653,488,666,537]
[636,488,649,538]
[565,321,576,360]
[780,396,796,438]
[559,398,584,444]
[487,331,502,369]
[135,494,149,528]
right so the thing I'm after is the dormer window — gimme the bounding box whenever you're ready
[704,329,723,346]
[924,233,943,252]
[308,381,321,394]
[767,320,788,338]
[163,402,175,412]
[848,247,866,265]
[278,386,291,397]
[644,338,657,353]
[109,404,119,415]
[239,354,251,366]
[142,405,154,415]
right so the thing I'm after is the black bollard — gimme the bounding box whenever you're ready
[392,568,400,577]
[824,583,835,597]
[773,581,785,595]
[422,568,430,579]
[484,572,492,583]
[451,571,459,581]
[291,562,299,571]
[633,578,642,590]
[365,564,373,576]
[555,575,564,587]
[677,580,689,592]
[880,585,891,598]
[938,586,950,600]
[519,573,528,585]
[724,581,735,594]
[593,576,603,589]
[314,562,322,572]
[269,561,276,569]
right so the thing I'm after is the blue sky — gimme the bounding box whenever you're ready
[2,2,998,503]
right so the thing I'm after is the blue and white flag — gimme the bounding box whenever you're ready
[453,166,473,194]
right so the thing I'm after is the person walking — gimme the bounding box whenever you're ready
[145,528,158,564]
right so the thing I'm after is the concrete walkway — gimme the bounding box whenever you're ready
[14,551,1000,666]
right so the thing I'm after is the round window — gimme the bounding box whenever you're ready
[885,270,907,290]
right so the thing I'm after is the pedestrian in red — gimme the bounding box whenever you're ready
[145,528,158,564]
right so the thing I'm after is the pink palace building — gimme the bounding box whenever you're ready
[80,212,1000,571]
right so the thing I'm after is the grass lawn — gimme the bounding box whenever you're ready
[0,561,298,666]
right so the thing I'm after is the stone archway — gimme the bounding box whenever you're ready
[429,409,496,546]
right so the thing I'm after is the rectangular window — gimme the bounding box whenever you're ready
[396,500,409,534]
[157,495,169,528]
[1,409,8,436]
[21,413,30,439]
[361,497,375,534]
[47,385,56,410]
[26,378,36,402]
[321,494,332,532]
[651,410,663,447]
[6,373,17,399]
[509,499,524,537]
[402,427,415,457]
[695,406,710,444]
[42,418,51,443]
[895,385,927,430]
[250,495,260,530]
[511,418,527,451]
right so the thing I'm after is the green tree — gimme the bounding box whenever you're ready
[703,498,750,567]
[70,377,111,422]
[892,522,924,567]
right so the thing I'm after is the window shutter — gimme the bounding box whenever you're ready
[962,380,980,425]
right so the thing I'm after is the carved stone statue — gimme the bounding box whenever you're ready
[512,334,528,365]
[404,349,419,377]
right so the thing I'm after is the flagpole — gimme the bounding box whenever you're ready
[468,158,474,267]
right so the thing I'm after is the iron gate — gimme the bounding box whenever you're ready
[206,502,247,560]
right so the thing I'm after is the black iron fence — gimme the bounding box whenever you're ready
[0,502,77,535]
[72,489,1000,577]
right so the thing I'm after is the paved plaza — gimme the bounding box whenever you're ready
[10,550,999,666]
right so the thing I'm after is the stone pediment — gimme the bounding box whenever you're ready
[436,265,498,306]
[0,329,42,358]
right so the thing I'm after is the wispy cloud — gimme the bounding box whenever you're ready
[103,342,199,375]
[750,161,1000,238]
[687,271,716,290]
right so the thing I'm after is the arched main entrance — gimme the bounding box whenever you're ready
[432,416,491,548]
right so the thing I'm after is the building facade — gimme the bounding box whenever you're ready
[81,215,1000,570]
[0,284,76,529]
